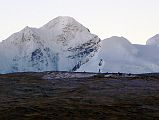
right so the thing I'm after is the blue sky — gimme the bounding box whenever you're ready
[0,0,159,44]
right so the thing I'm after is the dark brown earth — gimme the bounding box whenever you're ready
[0,72,159,120]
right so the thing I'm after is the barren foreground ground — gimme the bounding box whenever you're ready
[0,72,159,120]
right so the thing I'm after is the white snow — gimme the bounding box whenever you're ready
[146,34,159,46]
[42,72,97,79]
[78,36,159,74]
[1,16,159,74]
[0,16,100,73]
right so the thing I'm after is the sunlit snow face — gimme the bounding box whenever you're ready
[0,16,101,73]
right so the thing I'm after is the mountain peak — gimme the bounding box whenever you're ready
[104,36,132,45]
[0,16,100,73]
[41,16,80,30]
[21,26,34,33]
[24,26,30,29]
[146,34,159,46]
[54,16,76,21]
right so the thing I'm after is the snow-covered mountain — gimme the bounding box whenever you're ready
[1,16,159,74]
[0,16,100,73]
[78,36,159,73]
[146,34,159,46]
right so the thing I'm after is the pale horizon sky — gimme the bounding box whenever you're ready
[0,0,159,44]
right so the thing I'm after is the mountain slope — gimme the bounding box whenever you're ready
[1,17,159,74]
[78,36,159,73]
[0,16,100,73]
[146,34,159,46]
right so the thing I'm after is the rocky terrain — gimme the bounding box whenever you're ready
[0,72,159,120]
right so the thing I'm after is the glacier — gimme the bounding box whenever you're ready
[0,16,159,74]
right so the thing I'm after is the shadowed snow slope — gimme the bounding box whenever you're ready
[78,36,159,73]
[146,34,159,46]
[0,16,100,73]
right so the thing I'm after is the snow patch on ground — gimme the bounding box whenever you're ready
[42,72,97,79]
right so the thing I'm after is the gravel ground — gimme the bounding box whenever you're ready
[0,72,159,120]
